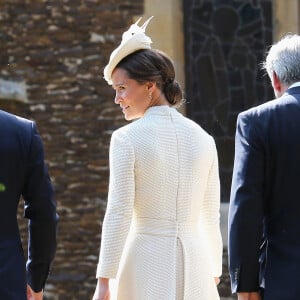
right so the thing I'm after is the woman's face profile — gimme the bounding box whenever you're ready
[111,68,151,121]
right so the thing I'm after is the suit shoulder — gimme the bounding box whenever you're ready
[0,110,34,136]
[0,110,33,126]
[238,97,286,121]
[239,91,300,119]
[0,111,35,154]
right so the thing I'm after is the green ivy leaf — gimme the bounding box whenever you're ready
[0,183,6,192]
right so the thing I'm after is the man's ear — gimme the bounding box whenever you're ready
[271,72,289,97]
[272,72,282,93]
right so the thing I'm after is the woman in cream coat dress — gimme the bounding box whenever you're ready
[93,19,222,300]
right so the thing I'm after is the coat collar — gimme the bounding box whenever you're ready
[143,105,176,117]
[284,85,300,97]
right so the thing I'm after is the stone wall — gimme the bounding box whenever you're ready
[0,1,142,299]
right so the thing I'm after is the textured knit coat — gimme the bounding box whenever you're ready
[97,105,223,300]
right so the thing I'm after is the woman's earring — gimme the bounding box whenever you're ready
[148,92,152,100]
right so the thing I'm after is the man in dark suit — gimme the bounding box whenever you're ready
[0,110,58,299]
[228,34,300,300]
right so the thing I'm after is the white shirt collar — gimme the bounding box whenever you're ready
[289,81,300,88]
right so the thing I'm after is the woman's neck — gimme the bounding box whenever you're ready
[151,91,170,107]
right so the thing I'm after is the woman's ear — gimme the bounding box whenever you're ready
[146,81,156,94]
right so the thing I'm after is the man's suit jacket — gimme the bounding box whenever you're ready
[228,86,300,300]
[0,110,58,299]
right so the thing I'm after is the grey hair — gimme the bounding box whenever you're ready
[262,34,300,85]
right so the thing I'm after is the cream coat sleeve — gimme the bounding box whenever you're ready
[96,130,135,278]
[200,137,223,277]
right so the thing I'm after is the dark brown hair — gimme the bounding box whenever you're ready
[116,49,183,106]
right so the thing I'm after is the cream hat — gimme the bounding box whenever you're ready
[103,17,153,84]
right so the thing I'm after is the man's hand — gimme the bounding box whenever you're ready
[237,292,262,300]
[27,285,43,300]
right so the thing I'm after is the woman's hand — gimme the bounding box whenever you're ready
[92,277,110,300]
[214,277,220,285]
